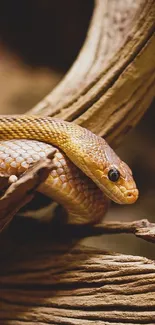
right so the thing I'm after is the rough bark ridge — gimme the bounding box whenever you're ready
[0,0,155,324]
[0,149,56,232]
[29,0,155,147]
[0,240,155,325]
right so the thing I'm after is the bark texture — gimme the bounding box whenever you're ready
[0,241,155,325]
[28,0,155,147]
[0,1,155,324]
[63,219,155,244]
[0,149,56,232]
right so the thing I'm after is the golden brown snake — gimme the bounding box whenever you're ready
[0,115,139,224]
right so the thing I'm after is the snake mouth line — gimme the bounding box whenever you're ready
[109,188,139,205]
[96,180,139,205]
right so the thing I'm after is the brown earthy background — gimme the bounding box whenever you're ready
[0,2,155,324]
[0,0,154,260]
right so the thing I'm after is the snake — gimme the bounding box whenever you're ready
[0,115,139,224]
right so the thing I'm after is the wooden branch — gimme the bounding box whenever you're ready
[0,2,155,325]
[28,0,155,147]
[57,218,155,244]
[0,149,56,232]
[94,219,155,243]
[0,239,155,325]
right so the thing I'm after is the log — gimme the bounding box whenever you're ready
[28,0,155,147]
[0,217,155,324]
[0,1,155,324]
[0,231,155,325]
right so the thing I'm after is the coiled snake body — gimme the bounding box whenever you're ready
[0,116,138,224]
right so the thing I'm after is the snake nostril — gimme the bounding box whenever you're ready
[126,189,139,203]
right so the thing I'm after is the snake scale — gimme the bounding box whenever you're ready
[0,115,139,224]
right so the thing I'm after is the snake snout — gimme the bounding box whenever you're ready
[124,188,139,204]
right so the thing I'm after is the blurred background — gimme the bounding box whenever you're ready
[0,0,154,259]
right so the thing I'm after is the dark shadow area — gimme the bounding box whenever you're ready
[0,0,94,71]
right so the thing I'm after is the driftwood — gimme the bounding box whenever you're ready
[0,0,155,324]
[61,219,155,244]
[0,149,56,232]
[28,0,155,147]
[0,233,155,325]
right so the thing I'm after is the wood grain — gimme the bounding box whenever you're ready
[0,149,56,232]
[28,0,155,147]
[0,1,155,324]
[0,240,155,325]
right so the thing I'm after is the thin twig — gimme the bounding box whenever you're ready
[61,219,155,243]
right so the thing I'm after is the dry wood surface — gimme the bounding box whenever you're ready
[0,0,155,324]
[0,238,155,325]
[29,0,155,147]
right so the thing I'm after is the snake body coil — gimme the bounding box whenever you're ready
[0,116,139,224]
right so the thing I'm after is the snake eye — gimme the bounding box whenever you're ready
[108,168,120,182]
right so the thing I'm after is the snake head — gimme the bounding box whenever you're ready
[98,160,139,204]
[83,139,139,205]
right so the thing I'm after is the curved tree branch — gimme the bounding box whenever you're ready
[28,0,155,147]
[0,2,155,324]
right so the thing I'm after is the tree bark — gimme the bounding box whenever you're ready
[0,149,56,232]
[0,1,155,324]
[0,239,155,325]
[28,0,155,147]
